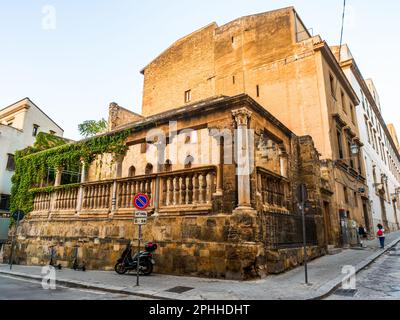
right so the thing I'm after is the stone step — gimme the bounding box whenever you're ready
[327,247,343,255]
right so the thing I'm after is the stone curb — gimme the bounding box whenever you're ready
[310,237,400,300]
[1,237,400,301]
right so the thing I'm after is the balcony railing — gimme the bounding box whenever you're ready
[30,166,216,217]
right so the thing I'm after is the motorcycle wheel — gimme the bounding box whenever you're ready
[114,262,128,275]
[141,260,153,276]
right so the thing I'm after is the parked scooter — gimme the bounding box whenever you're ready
[114,242,157,276]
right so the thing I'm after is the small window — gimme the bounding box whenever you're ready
[184,155,194,169]
[256,85,260,97]
[341,91,346,114]
[344,186,349,204]
[128,166,136,177]
[231,36,234,44]
[0,194,11,211]
[145,163,153,175]
[350,105,355,123]
[232,75,235,84]
[164,160,172,172]
[354,192,358,207]
[49,130,56,135]
[6,154,15,171]
[32,124,40,137]
[329,74,335,97]
[184,90,191,103]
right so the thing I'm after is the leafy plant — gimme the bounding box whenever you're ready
[10,129,131,214]
[78,119,108,138]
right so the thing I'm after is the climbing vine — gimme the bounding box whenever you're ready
[10,129,131,214]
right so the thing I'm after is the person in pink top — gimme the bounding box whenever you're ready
[377,224,385,249]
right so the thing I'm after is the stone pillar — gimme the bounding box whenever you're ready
[76,161,87,215]
[154,139,166,216]
[232,108,255,213]
[49,167,62,216]
[54,167,62,187]
[110,156,124,217]
[210,134,224,196]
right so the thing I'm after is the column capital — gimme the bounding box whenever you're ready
[232,108,252,126]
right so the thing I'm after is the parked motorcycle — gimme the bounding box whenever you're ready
[114,242,157,276]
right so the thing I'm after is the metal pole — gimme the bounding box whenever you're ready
[136,224,141,286]
[301,200,308,284]
[9,213,20,270]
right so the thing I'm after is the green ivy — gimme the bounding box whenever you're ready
[10,129,131,214]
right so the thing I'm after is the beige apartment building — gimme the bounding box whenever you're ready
[140,7,368,246]
[387,124,400,154]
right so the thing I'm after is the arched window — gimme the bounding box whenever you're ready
[128,166,136,177]
[184,155,194,169]
[164,160,172,172]
[145,163,153,175]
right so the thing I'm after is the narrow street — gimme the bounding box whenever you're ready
[0,274,151,300]
[326,244,400,300]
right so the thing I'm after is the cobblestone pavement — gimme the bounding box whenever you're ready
[0,273,151,300]
[326,244,400,300]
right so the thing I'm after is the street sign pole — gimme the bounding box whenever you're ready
[133,194,149,287]
[136,224,141,286]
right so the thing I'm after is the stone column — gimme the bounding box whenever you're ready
[76,161,87,215]
[110,156,124,217]
[154,139,166,216]
[232,108,255,213]
[209,133,224,196]
[50,167,62,216]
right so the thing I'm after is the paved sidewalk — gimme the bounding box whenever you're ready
[1,232,400,300]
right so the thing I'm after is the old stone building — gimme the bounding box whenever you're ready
[7,94,328,279]
[140,7,369,246]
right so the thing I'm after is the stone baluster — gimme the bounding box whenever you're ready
[198,173,205,204]
[206,172,213,204]
[193,174,199,204]
[185,176,191,205]
[173,177,179,205]
[180,176,186,205]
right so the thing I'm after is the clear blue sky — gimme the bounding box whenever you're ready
[1,1,399,140]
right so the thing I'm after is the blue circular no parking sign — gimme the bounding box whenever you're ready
[133,194,150,210]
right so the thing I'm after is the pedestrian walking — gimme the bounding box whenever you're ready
[377,224,385,249]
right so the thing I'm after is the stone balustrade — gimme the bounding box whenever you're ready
[82,181,112,210]
[30,166,216,216]
[32,192,51,212]
[117,176,156,209]
[54,186,79,211]
[160,167,215,207]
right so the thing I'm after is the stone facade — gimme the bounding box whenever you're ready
[6,95,328,280]
[140,7,370,246]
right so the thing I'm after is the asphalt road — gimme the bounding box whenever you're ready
[0,274,151,300]
[326,244,400,300]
